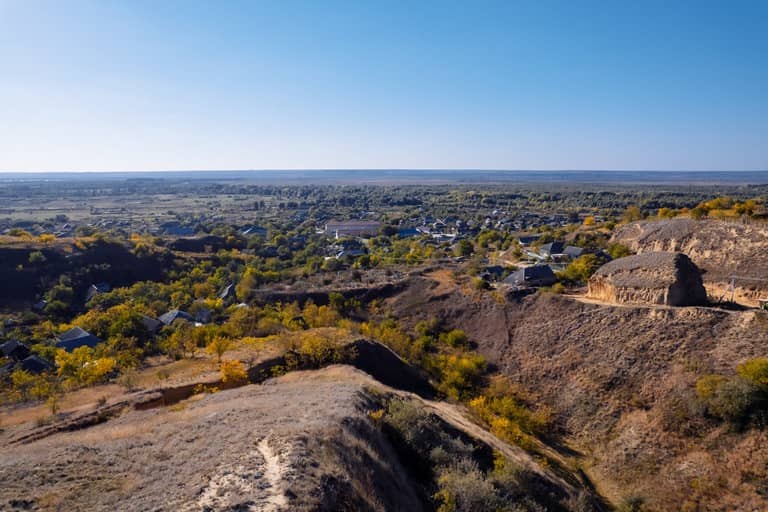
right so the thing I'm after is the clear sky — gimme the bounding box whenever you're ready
[1,0,766,171]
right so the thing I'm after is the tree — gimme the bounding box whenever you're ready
[440,329,469,348]
[206,336,233,363]
[28,251,46,264]
[737,358,768,390]
[47,394,61,416]
[657,208,676,219]
[560,254,604,283]
[55,347,116,387]
[220,359,248,385]
[11,369,35,401]
[454,240,474,257]
[118,368,140,391]
[607,243,632,260]
[623,206,643,223]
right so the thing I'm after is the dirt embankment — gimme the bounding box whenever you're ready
[384,275,768,510]
[0,366,587,511]
[612,218,768,303]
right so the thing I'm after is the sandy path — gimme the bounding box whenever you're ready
[258,437,288,511]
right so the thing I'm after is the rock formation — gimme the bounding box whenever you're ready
[588,251,707,306]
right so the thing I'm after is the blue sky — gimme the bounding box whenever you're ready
[1,0,766,171]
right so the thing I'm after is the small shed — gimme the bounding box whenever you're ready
[503,265,557,288]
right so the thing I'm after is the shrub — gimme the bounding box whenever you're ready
[118,368,139,391]
[737,358,768,390]
[697,374,756,423]
[430,353,486,400]
[559,254,604,283]
[220,359,248,385]
[55,347,116,387]
[617,496,646,512]
[434,460,501,512]
[296,332,345,367]
[28,251,46,265]
[607,243,632,259]
[384,398,438,447]
[439,329,468,348]
[473,277,491,290]
[539,282,565,294]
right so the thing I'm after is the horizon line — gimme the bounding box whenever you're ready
[2,169,768,174]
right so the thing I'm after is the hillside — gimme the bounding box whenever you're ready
[612,218,768,303]
[0,365,594,511]
[380,275,768,510]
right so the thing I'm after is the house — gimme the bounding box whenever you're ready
[563,246,584,259]
[160,222,196,237]
[241,225,267,238]
[325,220,381,239]
[534,242,584,261]
[140,315,164,334]
[335,248,366,259]
[503,265,557,288]
[56,327,102,352]
[85,282,111,302]
[518,235,541,246]
[218,283,237,303]
[539,242,565,258]
[397,228,421,238]
[479,266,506,282]
[158,309,195,326]
[20,355,53,374]
[0,339,31,361]
[192,306,212,324]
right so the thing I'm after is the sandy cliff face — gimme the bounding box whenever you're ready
[613,219,768,303]
[587,252,707,306]
[587,275,669,305]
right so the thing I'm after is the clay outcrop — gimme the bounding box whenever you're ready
[588,251,707,306]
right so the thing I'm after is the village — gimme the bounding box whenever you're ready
[1,177,768,511]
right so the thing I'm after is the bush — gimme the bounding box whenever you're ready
[384,398,438,447]
[439,329,468,348]
[28,251,46,265]
[559,254,604,284]
[296,332,345,367]
[118,368,140,391]
[697,374,757,423]
[434,460,501,512]
[429,353,486,400]
[220,359,248,385]
[55,347,116,387]
[737,358,768,390]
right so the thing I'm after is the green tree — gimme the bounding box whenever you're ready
[28,251,47,264]
[454,240,474,257]
[623,205,643,223]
